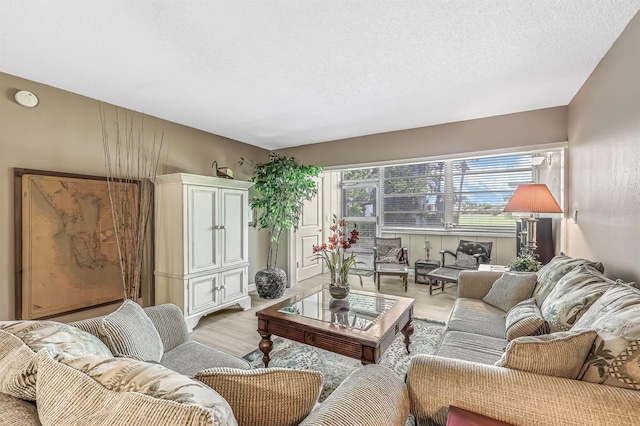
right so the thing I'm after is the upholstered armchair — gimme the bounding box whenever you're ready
[426,240,492,295]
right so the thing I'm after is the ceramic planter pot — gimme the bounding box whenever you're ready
[255,268,287,299]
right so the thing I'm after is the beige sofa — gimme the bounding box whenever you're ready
[406,269,640,426]
[0,303,409,426]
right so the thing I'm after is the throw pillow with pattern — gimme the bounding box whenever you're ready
[573,283,640,390]
[0,320,112,400]
[533,254,604,306]
[540,264,617,332]
[505,298,550,341]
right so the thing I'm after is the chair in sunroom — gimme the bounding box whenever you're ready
[372,237,409,282]
[426,240,493,295]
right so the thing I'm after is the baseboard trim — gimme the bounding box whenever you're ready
[248,283,256,293]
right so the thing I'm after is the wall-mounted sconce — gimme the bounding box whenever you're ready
[15,90,39,108]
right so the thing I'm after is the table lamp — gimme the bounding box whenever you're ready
[424,240,432,260]
[503,184,562,257]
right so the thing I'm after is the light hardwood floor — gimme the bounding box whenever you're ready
[190,272,456,357]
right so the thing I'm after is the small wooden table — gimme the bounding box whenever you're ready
[376,263,409,292]
[256,285,414,367]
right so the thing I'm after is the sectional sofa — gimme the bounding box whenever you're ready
[0,301,409,425]
[407,255,640,425]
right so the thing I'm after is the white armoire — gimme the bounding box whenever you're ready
[154,173,254,332]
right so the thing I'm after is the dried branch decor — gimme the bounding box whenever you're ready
[100,105,163,300]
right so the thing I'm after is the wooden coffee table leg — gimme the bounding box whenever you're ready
[401,319,414,354]
[258,332,273,367]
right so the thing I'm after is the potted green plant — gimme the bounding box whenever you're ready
[243,153,322,298]
[507,253,543,272]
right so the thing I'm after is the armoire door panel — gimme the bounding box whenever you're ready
[220,268,247,304]
[221,190,246,266]
[188,186,219,273]
[188,274,218,315]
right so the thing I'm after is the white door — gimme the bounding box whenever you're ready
[297,178,323,281]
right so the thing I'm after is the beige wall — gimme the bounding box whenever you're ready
[567,13,640,283]
[279,106,567,167]
[0,72,268,321]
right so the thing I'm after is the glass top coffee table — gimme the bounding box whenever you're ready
[255,285,414,367]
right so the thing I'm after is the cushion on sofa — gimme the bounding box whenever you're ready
[540,264,618,332]
[99,299,164,362]
[482,272,537,312]
[505,298,550,341]
[495,330,597,379]
[0,321,112,401]
[533,254,605,306]
[195,367,323,426]
[436,330,507,365]
[161,341,250,376]
[573,284,640,390]
[446,298,506,339]
[36,349,237,426]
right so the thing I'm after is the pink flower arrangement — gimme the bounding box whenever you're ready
[313,215,361,287]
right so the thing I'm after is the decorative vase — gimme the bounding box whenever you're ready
[255,268,287,299]
[329,282,350,299]
[329,274,351,299]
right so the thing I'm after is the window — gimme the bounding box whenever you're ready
[342,152,557,234]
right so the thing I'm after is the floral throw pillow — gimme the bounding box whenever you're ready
[533,254,605,306]
[572,284,640,390]
[540,264,617,332]
[0,320,113,400]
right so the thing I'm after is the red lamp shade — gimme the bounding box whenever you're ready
[503,184,563,214]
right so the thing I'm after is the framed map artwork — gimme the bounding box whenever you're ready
[14,169,132,320]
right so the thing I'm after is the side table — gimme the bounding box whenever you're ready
[414,259,440,284]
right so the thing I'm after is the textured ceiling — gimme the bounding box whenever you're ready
[1,1,639,150]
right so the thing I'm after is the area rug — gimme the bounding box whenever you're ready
[243,318,444,403]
